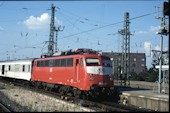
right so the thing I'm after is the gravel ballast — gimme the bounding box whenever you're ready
[0,82,95,112]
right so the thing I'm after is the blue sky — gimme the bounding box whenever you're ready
[0,0,169,69]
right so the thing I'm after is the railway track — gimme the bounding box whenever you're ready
[0,79,153,112]
[99,101,155,112]
[0,102,11,112]
[19,83,145,111]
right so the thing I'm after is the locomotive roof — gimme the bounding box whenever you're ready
[39,53,98,59]
[36,53,111,61]
[39,48,111,59]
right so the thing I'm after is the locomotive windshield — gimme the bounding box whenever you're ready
[102,59,112,67]
[101,56,112,67]
[86,58,100,66]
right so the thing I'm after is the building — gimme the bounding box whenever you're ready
[102,52,147,79]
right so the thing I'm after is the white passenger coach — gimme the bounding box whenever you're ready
[0,59,34,81]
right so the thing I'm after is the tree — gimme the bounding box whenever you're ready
[129,68,158,82]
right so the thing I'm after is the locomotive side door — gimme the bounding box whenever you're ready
[74,58,79,83]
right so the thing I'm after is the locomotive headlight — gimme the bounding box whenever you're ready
[109,74,113,81]
[110,87,114,90]
[110,77,113,81]
[98,68,105,75]
[90,74,94,76]
[90,74,94,81]
[99,82,103,85]
[99,82,107,86]
[98,68,102,74]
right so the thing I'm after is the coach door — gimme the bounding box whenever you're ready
[2,65,5,75]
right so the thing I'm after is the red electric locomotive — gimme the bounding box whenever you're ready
[31,48,114,99]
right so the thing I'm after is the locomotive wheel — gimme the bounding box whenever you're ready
[59,86,65,95]
[73,89,81,98]
[81,91,88,100]
[43,85,49,91]
[34,82,39,89]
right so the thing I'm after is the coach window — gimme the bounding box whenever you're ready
[23,65,25,72]
[11,65,14,71]
[9,65,11,71]
[15,64,19,72]
[28,65,30,72]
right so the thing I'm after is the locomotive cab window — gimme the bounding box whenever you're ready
[102,59,112,67]
[80,58,83,66]
[86,58,100,66]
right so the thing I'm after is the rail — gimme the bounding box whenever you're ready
[0,102,11,112]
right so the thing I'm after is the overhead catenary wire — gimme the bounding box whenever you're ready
[0,2,162,57]
[56,6,108,26]
[57,10,105,43]
[59,12,158,40]
[57,10,100,27]
[52,10,161,51]
[57,10,162,53]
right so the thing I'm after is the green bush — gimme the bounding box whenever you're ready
[129,68,159,82]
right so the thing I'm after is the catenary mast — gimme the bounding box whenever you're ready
[48,3,55,56]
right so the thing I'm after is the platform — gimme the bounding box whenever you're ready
[115,86,169,111]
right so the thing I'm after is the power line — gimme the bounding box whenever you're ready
[59,12,157,40]
[56,6,108,25]
[0,6,48,10]
[57,10,100,27]
[58,10,106,42]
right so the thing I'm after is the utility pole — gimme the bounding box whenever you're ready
[47,4,64,55]
[157,16,165,93]
[48,3,55,56]
[154,2,169,93]
[158,32,163,93]
[118,12,131,87]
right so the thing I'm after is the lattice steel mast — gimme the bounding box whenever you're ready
[48,3,55,56]
[119,12,131,86]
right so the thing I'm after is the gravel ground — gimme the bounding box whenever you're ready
[0,82,95,112]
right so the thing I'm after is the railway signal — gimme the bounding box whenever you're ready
[163,2,169,16]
